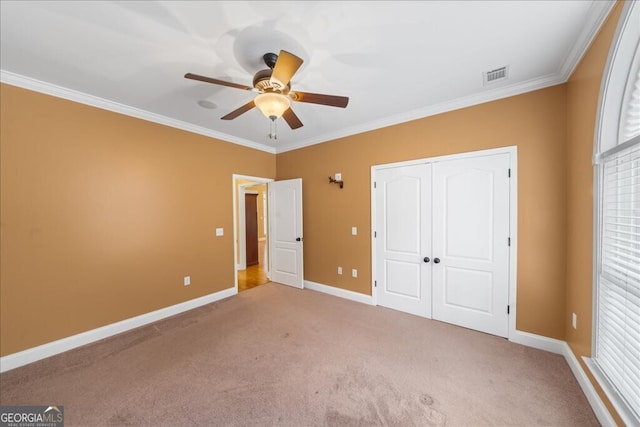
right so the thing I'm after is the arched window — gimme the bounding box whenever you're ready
[590,2,640,425]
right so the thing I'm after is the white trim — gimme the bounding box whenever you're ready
[0,272,617,426]
[0,68,561,157]
[370,173,378,308]
[559,1,617,81]
[300,281,615,426]
[503,331,615,426]
[508,148,519,340]
[0,287,237,373]
[0,69,562,157]
[276,76,566,153]
[304,280,373,305]
[584,357,637,427]
[566,353,617,427]
[370,146,518,339]
[594,1,640,155]
[591,3,640,423]
[371,146,517,170]
[0,0,614,161]
[277,2,614,154]
[0,70,276,154]
[0,68,553,156]
[232,174,273,291]
[237,184,247,271]
[237,185,264,269]
[509,330,565,354]
[0,0,613,158]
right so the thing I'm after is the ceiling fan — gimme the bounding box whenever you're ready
[185,50,349,131]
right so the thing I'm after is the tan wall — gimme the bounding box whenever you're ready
[277,85,568,339]
[566,2,624,425]
[0,84,276,356]
[0,4,628,421]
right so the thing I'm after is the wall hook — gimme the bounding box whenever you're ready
[329,176,344,189]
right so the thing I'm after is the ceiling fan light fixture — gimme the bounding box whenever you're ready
[254,92,290,120]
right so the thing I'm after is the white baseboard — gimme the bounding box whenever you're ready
[565,348,617,427]
[304,280,373,305]
[309,277,617,425]
[0,287,237,373]
[509,330,615,426]
[509,329,566,354]
[304,284,614,426]
[0,280,617,427]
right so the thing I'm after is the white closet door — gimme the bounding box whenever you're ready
[431,153,510,337]
[375,164,432,318]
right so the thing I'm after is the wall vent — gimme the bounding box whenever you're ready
[483,66,509,85]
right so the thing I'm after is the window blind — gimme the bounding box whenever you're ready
[598,139,640,421]
[621,69,640,141]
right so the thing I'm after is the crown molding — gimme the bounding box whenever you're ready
[0,70,276,154]
[275,72,566,153]
[558,1,617,80]
[274,1,617,153]
[1,0,615,156]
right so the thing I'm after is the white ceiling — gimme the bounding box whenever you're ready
[0,1,614,153]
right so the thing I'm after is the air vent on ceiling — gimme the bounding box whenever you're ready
[483,66,509,86]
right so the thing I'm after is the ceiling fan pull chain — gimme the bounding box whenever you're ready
[269,118,278,140]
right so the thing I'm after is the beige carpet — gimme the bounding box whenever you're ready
[0,282,598,426]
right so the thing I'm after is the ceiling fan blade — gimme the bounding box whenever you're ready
[282,108,303,130]
[185,73,252,91]
[221,100,256,120]
[291,91,349,108]
[270,50,303,89]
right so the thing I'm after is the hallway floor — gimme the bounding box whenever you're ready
[238,240,268,292]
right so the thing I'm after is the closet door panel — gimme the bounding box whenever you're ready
[375,164,432,318]
[431,153,510,337]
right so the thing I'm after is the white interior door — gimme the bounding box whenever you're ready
[269,178,304,288]
[375,164,432,317]
[431,153,510,337]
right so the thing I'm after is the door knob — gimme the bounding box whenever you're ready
[296,237,302,242]
[423,257,430,263]
[433,258,440,264]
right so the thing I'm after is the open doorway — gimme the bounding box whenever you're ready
[233,175,272,292]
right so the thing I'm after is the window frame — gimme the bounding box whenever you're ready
[589,2,640,426]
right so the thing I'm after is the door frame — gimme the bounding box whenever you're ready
[232,174,273,291]
[371,146,518,338]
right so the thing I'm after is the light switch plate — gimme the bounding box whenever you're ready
[216,228,224,236]
[352,227,357,236]
[184,276,191,286]
[335,173,342,181]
